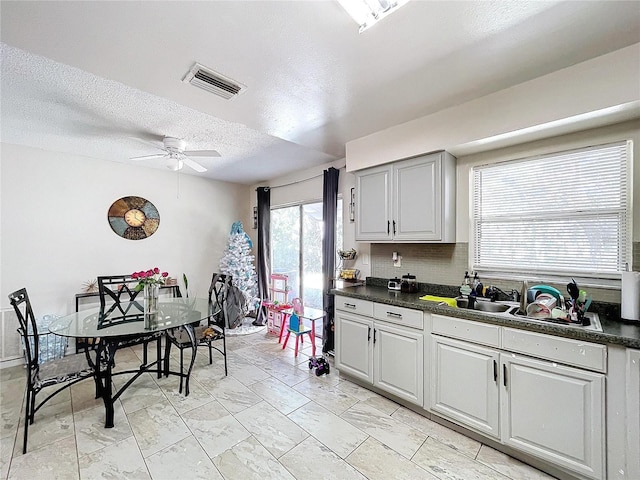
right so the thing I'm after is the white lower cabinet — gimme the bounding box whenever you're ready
[501,355,604,480]
[374,322,423,405]
[626,348,640,479]
[431,335,500,438]
[335,297,423,406]
[335,310,373,384]
[429,315,605,480]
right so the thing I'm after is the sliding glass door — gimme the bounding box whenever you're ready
[271,200,342,314]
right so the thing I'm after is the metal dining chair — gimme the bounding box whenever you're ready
[164,273,229,390]
[97,275,162,376]
[8,288,97,454]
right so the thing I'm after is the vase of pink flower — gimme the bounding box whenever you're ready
[132,268,168,318]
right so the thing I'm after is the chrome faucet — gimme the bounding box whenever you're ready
[486,286,520,302]
[519,280,528,314]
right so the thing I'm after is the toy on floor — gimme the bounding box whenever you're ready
[308,356,330,376]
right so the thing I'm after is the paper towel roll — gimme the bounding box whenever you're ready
[621,271,640,321]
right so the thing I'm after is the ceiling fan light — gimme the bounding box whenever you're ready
[337,0,410,32]
[167,158,184,171]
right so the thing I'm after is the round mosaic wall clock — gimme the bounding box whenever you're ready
[107,196,160,240]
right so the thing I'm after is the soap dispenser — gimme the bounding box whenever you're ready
[460,271,472,297]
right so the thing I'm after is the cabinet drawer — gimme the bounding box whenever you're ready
[373,303,423,330]
[432,315,500,348]
[335,296,373,317]
[502,328,607,373]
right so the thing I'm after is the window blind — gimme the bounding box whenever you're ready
[472,141,631,284]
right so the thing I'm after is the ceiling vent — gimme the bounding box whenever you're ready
[182,63,246,100]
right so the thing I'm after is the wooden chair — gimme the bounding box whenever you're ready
[8,288,97,453]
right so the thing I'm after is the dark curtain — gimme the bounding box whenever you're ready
[322,167,340,353]
[254,187,271,326]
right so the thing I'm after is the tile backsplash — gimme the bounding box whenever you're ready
[372,243,467,287]
[370,242,640,304]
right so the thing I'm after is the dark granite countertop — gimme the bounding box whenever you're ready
[331,283,640,349]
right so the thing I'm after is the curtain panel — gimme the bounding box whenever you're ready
[255,187,271,326]
[322,167,339,353]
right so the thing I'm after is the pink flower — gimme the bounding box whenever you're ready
[131,267,170,291]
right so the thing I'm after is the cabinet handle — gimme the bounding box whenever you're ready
[367,326,371,342]
[387,221,390,234]
[386,312,402,318]
[493,360,498,383]
[343,303,356,309]
[392,220,396,235]
[373,329,377,344]
[503,364,508,387]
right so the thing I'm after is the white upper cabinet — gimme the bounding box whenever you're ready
[355,165,392,241]
[355,151,456,242]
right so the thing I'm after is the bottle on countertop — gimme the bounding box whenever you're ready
[472,272,483,296]
[460,271,472,297]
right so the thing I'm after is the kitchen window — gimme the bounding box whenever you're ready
[471,141,631,287]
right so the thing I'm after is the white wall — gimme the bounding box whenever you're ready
[1,143,250,317]
[346,43,640,173]
[248,158,372,279]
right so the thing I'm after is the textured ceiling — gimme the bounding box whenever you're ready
[1,1,639,184]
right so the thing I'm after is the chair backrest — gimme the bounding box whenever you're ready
[209,273,230,328]
[8,288,40,371]
[97,275,142,315]
[292,297,303,314]
[209,273,245,329]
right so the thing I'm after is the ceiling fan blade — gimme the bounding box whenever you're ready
[182,156,207,173]
[130,153,167,161]
[126,135,165,149]
[183,149,221,158]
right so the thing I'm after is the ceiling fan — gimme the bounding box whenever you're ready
[129,136,220,173]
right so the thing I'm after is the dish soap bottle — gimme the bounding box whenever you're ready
[460,271,472,297]
[472,272,483,296]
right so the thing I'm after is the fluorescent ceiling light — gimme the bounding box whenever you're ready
[337,0,410,33]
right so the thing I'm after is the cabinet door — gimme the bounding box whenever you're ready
[501,355,604,480]
[430,335,500,438]
[627,348,640,480]
[374,322,424,406]
[393,154,441,241]
[355,165,392,241]
[335,310,373,383]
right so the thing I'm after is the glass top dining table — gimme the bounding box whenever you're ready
[48,297,212,428]
[48,297,212,339]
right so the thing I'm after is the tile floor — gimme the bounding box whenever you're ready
[0,331,556,479]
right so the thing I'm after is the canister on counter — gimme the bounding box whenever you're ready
[401,274,418,293]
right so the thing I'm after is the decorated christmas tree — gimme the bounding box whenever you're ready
[219,221,260,313]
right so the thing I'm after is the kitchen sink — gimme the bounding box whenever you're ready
[454,297,603,332]
[509,309,603,332]
[473,301,512,313]
[455,297,513,313]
